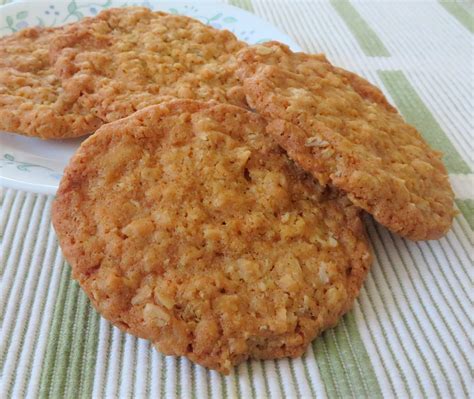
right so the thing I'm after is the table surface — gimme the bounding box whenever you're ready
[1,1,473,398]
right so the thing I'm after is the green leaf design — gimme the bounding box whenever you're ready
[17,164,30,172]
[223,16,237,23]
[74,11,84,20]
[168,8,178,14]
[0,154,55,173]
[68,1,77,14]
[6,15,14,27]
[37,16,45,27]
[16,11,28,20]
[209,13,223,22]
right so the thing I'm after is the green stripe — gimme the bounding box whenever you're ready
[247,362,257,398]
[191,363,197,399]
[330,0,390,56]
[176,356,181,398]
[328,329,358,397]
[462,2,474,16]
[455,199,474,229]
[341,313,383,398]
[439,1,474,33]
[313,337,340,397]
[228,0,254,12]
[65,292,99,398]
[323,329,357,398]
[159,354,167,399]
[378,70,471,174]
[51,277,82,398]
[312,313,382,398]
[39,264,71,398]
[79,309,100,398]
[65,292,94,399]
[205,367,211,399]
[39,265,100,399]
[146,342,151,398]
[220,370,228,398]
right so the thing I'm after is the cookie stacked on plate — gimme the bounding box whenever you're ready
[0,7,245,138]
[0,7,455,373]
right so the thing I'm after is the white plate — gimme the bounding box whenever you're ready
[0,1,301,195]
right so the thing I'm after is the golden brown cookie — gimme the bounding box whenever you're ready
[52,100,372,374]
[236,42,455,240]
[50,7,247,123]
[0,26,101,138]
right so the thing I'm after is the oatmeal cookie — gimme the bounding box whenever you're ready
[49,7,247,123]
[237,42,455,240]
[52,100,372,374]
[0,26,101,138]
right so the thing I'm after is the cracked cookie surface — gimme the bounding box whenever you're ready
[237,42,455,240]
[0,26,101,138]
[50,7,247,123]
[52,100,372,373]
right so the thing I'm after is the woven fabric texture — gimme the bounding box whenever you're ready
[1,1,473,398]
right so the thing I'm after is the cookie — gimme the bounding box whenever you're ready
[236,42,455,240]
[0,26,101,138]
[52,100,372,374]
[49,7,247,123]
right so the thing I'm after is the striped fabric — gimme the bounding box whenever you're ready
[1,1,473,398]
